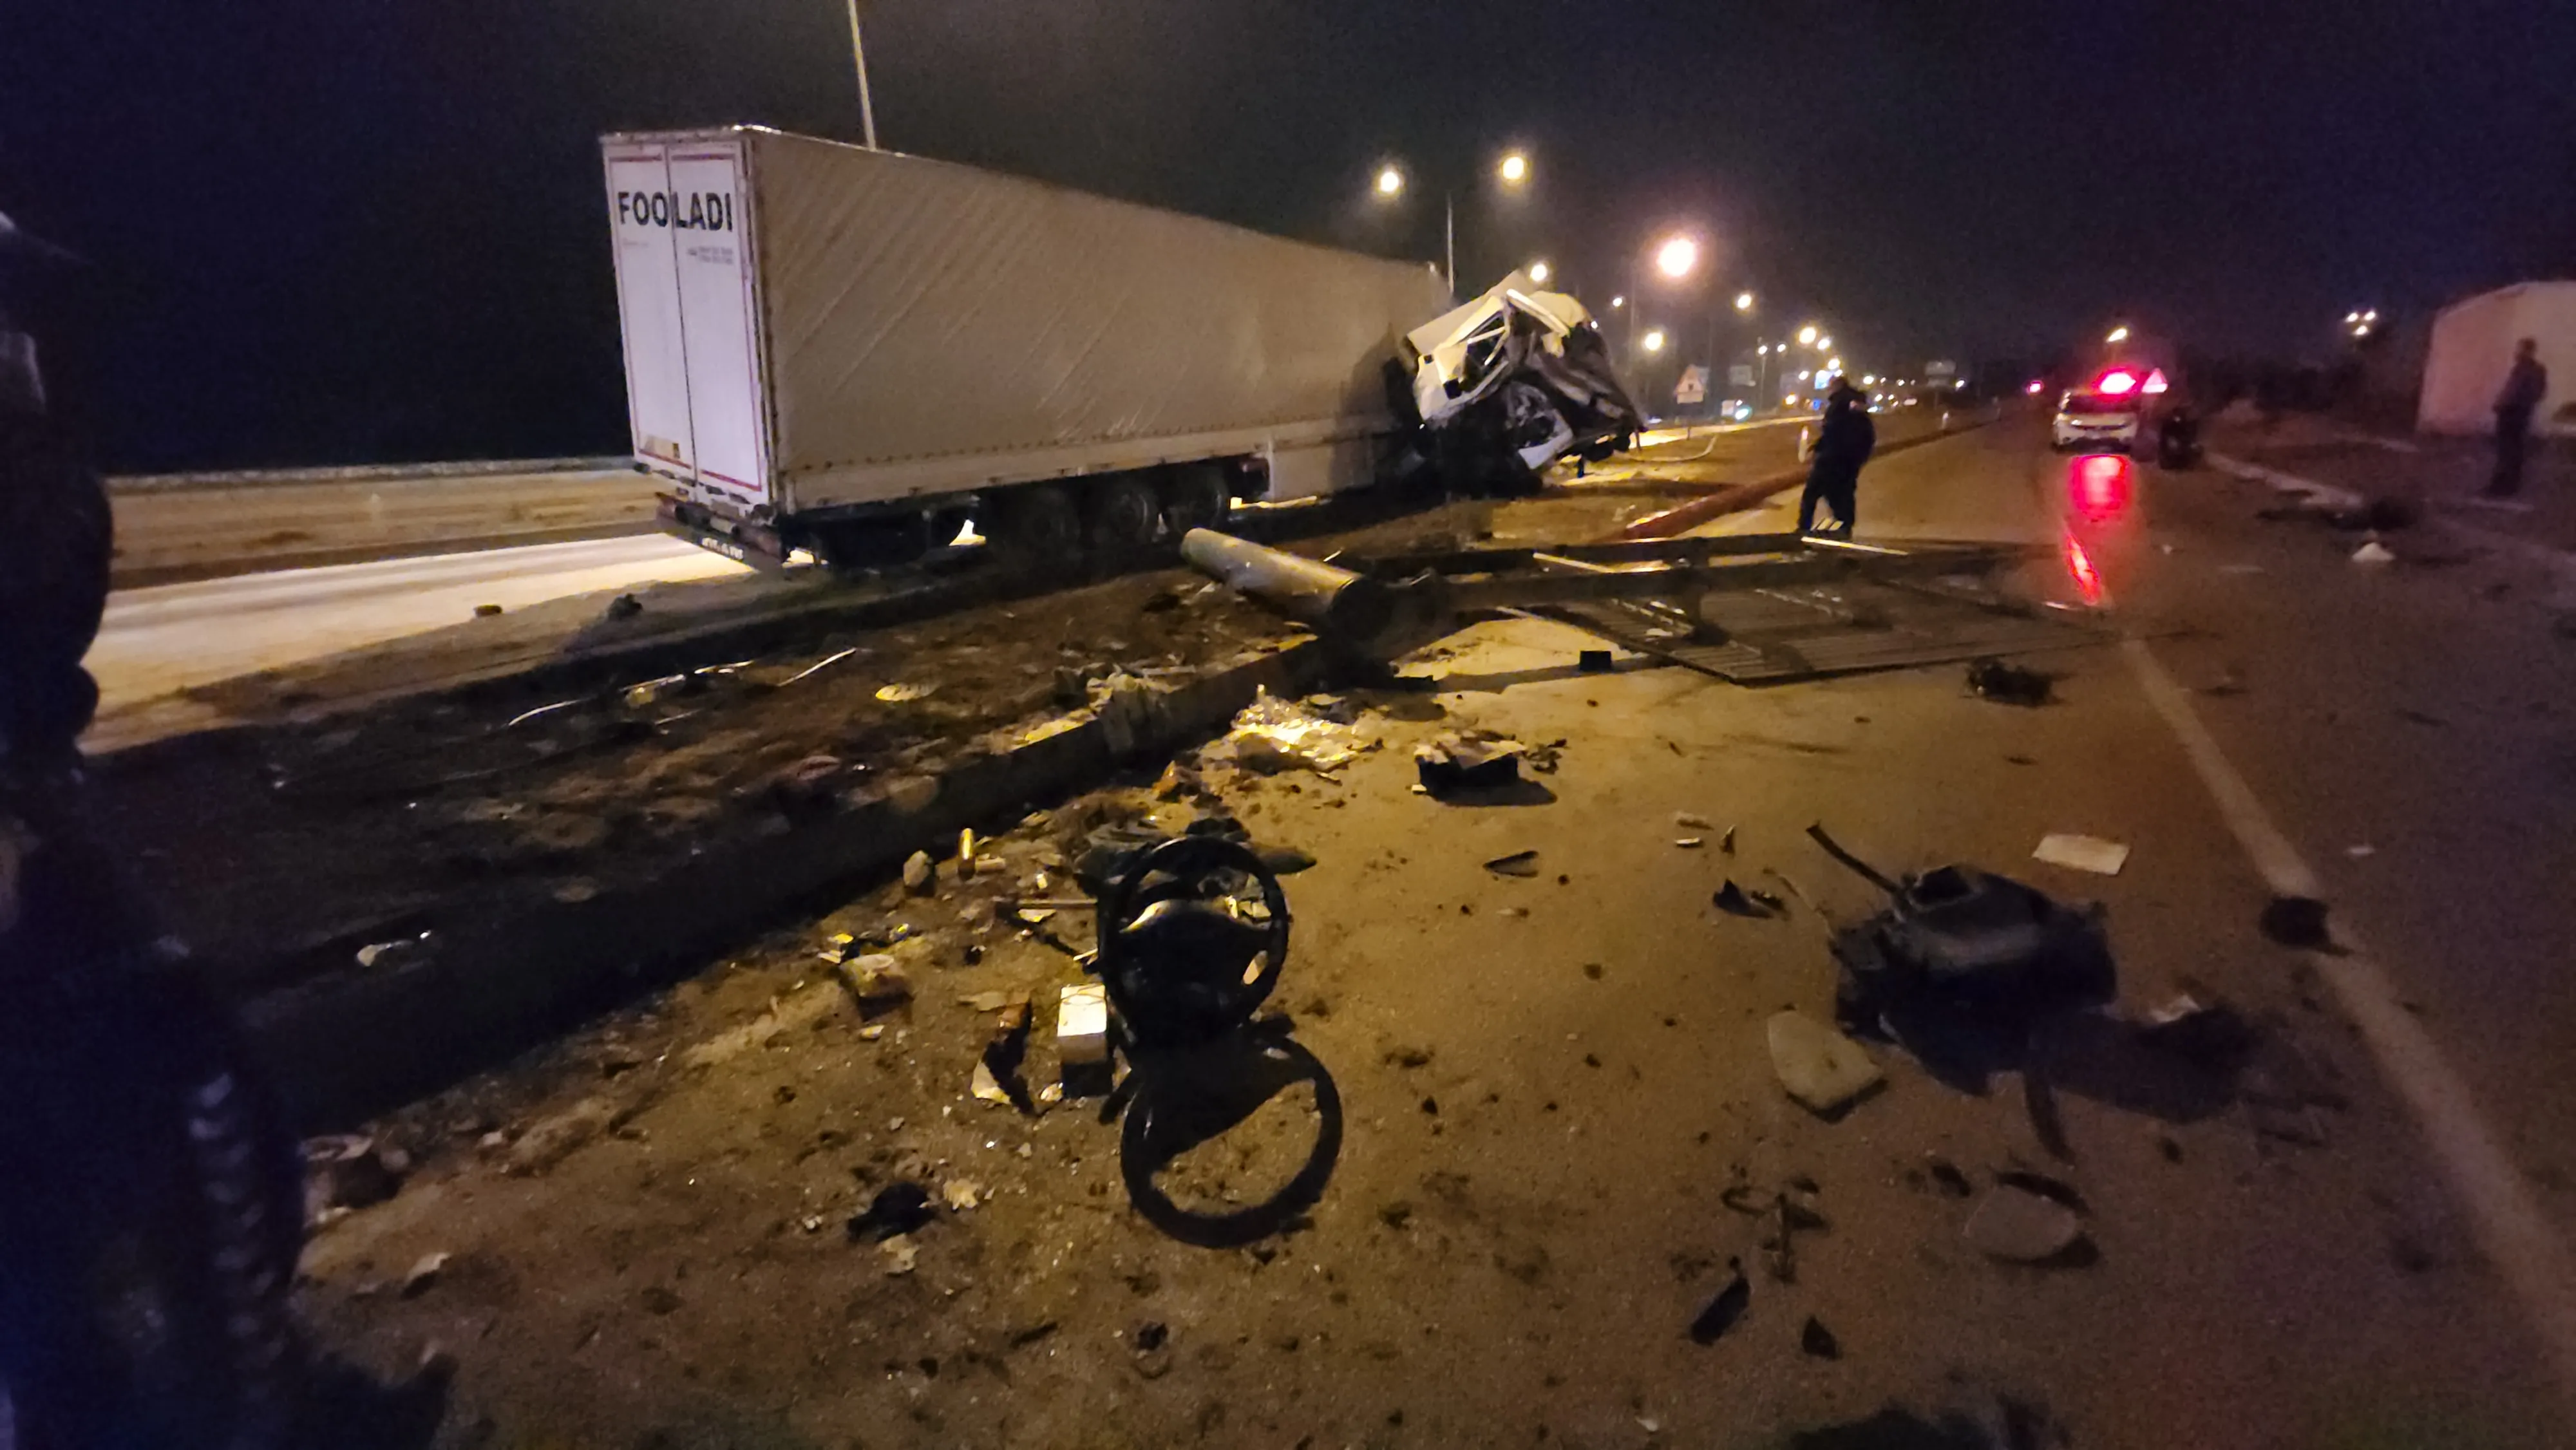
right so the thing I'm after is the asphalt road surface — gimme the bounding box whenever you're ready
[88,534,746,711]
[289,419,2576,1447]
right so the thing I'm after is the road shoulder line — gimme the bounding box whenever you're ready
[2122,636,2576,1413]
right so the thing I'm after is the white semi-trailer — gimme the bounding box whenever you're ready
[602,127,1454,570]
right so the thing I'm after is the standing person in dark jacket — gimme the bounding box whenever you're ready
[1797,377,1875,536]
[2487,337,2549,499]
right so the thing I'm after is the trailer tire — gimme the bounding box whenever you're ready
[986,484,1083,572]
[1157,464,1231,536]
[1084,475,1162,561]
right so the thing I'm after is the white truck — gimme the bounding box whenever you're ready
[602,126,1455,570]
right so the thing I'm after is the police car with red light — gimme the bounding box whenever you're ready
[2050,366,2169,453]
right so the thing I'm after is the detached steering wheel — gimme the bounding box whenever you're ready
[1094,836,1291,1046]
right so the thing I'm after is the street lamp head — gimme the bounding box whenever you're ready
[1827,357,1842,372]
[1375,165,1405,198]
[1654,235,1699,280]
[1498,153,1530,186]
[1609,296,1625,309]
[1815,335,1832,352]
[2106,325,2130,344]
[1528,260,1551,285]
[1642,328,1667,353]
[1796,325,1819,346]
[1735,291,1756,313]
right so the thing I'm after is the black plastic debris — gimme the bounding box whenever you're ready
[1965,656,2054,707]
[1416,734,1524,793]
[1577,648,1615,673]
[1094,834,1291,1046]
[1830,864,2114,1010]
[847,1182,934,1242]
[1687,1260,1751,1345]
[1712,880,1776,919]
[2259,895,2331,949]
[1484,849,1541,878]
[1799,1316,1841,1359]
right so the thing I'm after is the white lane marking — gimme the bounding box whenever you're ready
[2123,636,2576,1409]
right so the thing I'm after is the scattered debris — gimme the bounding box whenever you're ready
[1686,1260,1751,1345]
[875,682,938,702]
[1965,1181,2088,1265]
[1673,836,1705,850]
[1578,649,1615,673]
[777,646,858,687]
[2350,540,2396,567]
[354,934,429,972]
[1712,880,1777,919]
[399,1252,450,1298]
[601,593,643,622]
[1828,860,2114,1021]
[1922,1155,1974,1198]
[1799,1317,1841,1360]
[879,1235,921,1276]
[848,1182,934,1241]
[902,850,934,894]
[1057,983,1112,1070]
[1676,812,1715,831]
[1153,760,1200,800]
[1220,690,1365,774]
[1766,1011,1884,1116]
[2136,991,2256,1068]
[838,954,911,1012]
[1416,733,1527,794]
[942,1180,984,1212]
[473,603,503,618]
[1965,656,2054,707]
[2259,895,2331,949]
[303,1134,407,1221]
[970,1059,1013,1106]
[2031,833,2130,876]
[1719,825,1738,854]
[1484,849,1541,878]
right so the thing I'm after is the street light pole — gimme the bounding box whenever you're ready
[1444,191,1456,292]
[844,0,880,150]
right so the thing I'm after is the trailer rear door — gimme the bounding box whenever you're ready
[603,135,771,511]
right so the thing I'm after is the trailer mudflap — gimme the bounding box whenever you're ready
[658,494,791,571]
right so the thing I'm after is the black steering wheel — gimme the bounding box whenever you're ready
[1094,835,1291,1046]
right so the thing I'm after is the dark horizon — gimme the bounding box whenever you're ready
[5,0,2570,473]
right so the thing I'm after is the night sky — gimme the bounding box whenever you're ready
[6,0,2570,471]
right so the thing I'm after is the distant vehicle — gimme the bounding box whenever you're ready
[2050,365,2172,453]
[604,127,1459,572]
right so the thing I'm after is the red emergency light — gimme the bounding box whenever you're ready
[2094,369,2139,396]
[2141,368,2170,395]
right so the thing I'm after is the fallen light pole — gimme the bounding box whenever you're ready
[1179,527,1398,640]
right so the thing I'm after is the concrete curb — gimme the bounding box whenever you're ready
[107,456,633,494]
[238,636,1338,1129]
[108,520,663,590]
[1615,416,1994,540]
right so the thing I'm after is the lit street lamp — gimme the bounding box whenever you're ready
[1735,291,1756,313]
[1797,324,1819,346]
[1528,260,1551,284]
[1815,335,1833,353]
[1369,149,1533,290]
[1655,236,1700,279]
[1642,328,1667,353]
[2107,325,2131,344]
[1609,295,1625,309]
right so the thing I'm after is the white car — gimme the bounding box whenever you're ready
[2051,366,2169,452]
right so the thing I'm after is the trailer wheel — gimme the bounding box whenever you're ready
[986,484,1083,572]
[1157,464,1231,536]
[812,516,929,573]
[1084,475,1163,561]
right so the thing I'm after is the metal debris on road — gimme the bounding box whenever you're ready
[1828,862,2114,1015]
[2031,833,2130,876]
[1675,812,1715,831]
[942,1180,984,1212]
[399,1251,451,1298]
[2350,540,2396,566]
[1712,880,1777,919]
[1720,825,1738,854]
[473,603,503,618]
[1686,1259,1752,1345]
[602,593,643,621]
[1799,1317,1841,1359]
[2259,895,2331,949]
[1417,733,1526,793]
[1674,837,1705,849]
[1965,656,2054,707]
[1766,1011,1884,1116]
[875,681,937,702]
[777,646,859,687]
[879,1235,920,1276]
[902,850,934,894]
[1484,849,1541,878]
